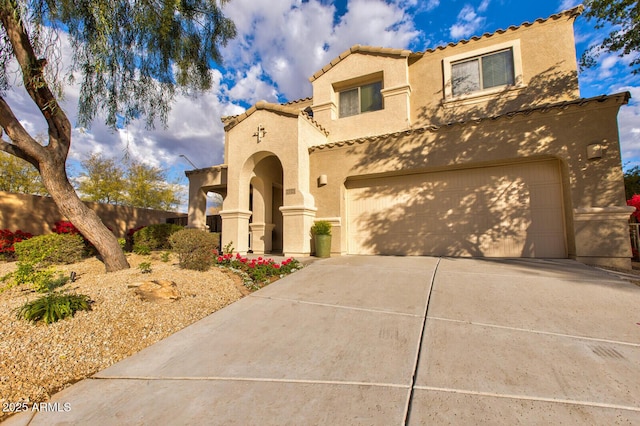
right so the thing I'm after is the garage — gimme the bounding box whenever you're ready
[346,160,566,258]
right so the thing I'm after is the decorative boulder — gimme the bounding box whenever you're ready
[130,280,180,302]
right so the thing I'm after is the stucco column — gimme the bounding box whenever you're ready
[249,223,276,254]
[219,209,252,255]
[186,166,227,231]
[280,205,317,257]
[187,187,208,230]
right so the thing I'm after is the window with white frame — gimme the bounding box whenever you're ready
[452,49,514,96]
[443,39,522,100]
[339,81,383,118]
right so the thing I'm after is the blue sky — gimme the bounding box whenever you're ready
[5,0,640,210]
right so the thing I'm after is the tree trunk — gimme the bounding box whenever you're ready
[40,161,130,272]
[0,3,129,273]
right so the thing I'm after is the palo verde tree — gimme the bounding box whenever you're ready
[580,0,640,74]
[0,0,236,271]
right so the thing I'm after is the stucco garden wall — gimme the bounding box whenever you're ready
[0,191,185,238]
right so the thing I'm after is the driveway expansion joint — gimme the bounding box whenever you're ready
[428,316,640,347]
[403,257,441,425]
[89,375,411,389]
[414,386,640,413]
[249,294,423,317]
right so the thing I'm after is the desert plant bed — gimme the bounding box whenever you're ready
[0,253,244,421]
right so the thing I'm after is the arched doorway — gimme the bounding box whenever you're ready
[248,155,284,254]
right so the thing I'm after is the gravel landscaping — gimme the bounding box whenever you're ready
[0,253,246,421]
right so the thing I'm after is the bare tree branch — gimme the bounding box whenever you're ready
[0,94,43,168]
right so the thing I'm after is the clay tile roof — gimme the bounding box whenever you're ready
[309,45,412,82]
[308,92,630,153]
[301,110,329,136]
[221,101,299,131]
[282,96,313,106]
[222,100,329,137]
[412,5,584,58]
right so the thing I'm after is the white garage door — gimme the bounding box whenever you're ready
[346,160,566,258]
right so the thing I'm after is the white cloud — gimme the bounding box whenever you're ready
[222,0,421,100]
[227,64,280,104]
[478,0,490,13]
[425,0,440,11]
[617,102,640,167]
[558,0,581,11]
[449,4,486,39]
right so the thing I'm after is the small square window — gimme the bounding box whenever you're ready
[339,81,383,118]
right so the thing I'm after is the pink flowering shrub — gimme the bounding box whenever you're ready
[214,251,302,289]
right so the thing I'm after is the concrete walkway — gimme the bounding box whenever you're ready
[5,257,640,424]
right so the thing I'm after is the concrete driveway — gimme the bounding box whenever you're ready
[5,256,640,425]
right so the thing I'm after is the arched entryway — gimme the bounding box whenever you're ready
[247,154,284,254]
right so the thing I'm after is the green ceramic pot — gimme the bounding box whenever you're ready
[314,234,331,258]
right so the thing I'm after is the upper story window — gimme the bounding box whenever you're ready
[339,81,383,118]
[443,39,522,101]
[452,49,514,96]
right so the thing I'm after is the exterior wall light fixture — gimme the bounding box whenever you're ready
[587,140,606,160]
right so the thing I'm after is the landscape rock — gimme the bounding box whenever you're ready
[131,279,181,302]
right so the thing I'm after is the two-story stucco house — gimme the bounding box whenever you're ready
[186,6,633,268]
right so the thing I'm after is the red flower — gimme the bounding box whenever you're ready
[628,195,640,220]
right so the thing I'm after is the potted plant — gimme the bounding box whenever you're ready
[311,220,332,258]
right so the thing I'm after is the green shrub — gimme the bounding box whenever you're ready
[169,230,220,271]
[311,220,332,236]
[15,233,85,266]
[133,223,184,253]
[138,261,152,273]
[12,263,69,293]
[16,291,92,324]
[133,244,151,255]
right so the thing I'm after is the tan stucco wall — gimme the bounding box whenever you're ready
[0,191,184,238]
[307,10,580,143]
[311,53,412,141]
[409,12,580,127]
[309,96,631,266]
